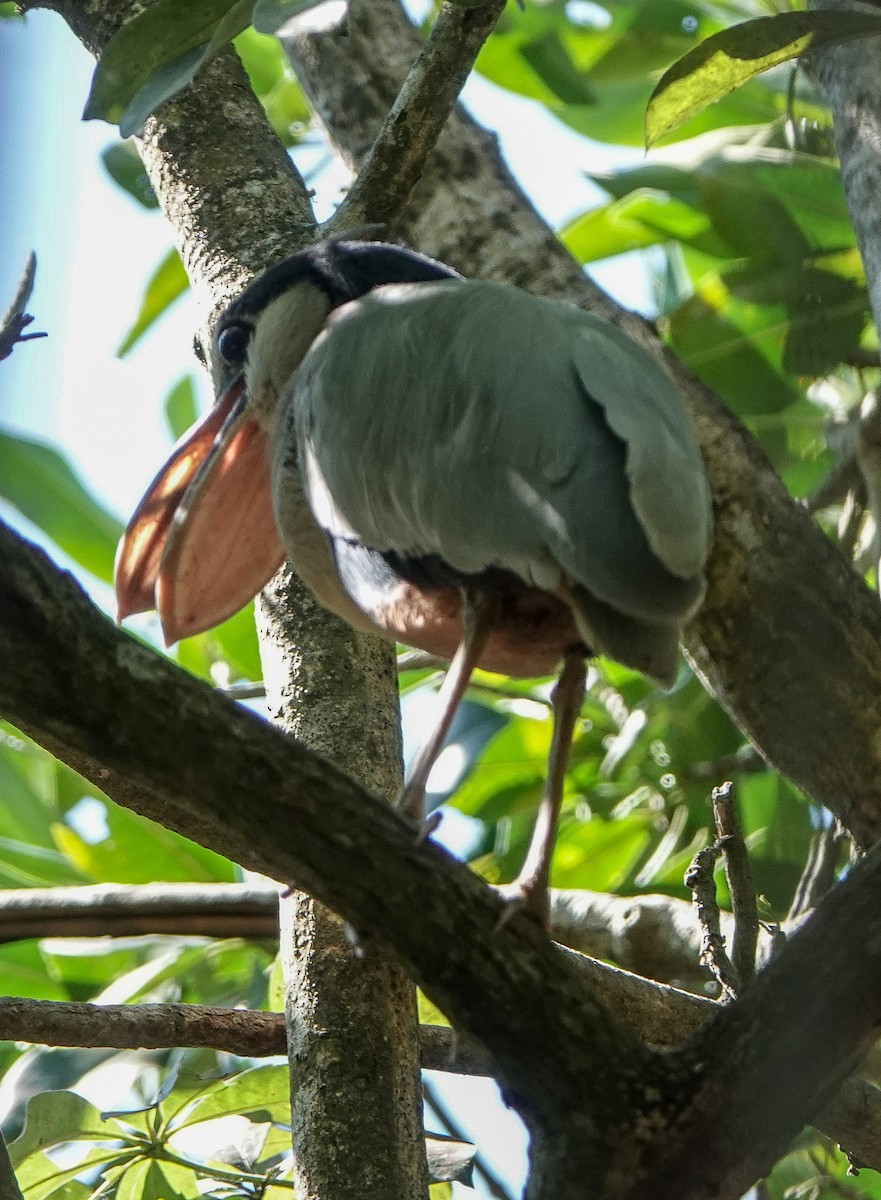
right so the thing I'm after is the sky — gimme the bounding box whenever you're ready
[0,6,651,1195]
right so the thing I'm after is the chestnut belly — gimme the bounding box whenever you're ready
[332,539,585,677]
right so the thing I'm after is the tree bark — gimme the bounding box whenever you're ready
[29,1,428,1195]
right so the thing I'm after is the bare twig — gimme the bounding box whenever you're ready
[423,1078,515,1200]
[684,841,737,1000]
[328,0,507,233]
[0,253,46,362]
[712,783,759,989]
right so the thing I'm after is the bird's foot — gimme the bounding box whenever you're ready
[394,782,442,845]
[494,879,551,932]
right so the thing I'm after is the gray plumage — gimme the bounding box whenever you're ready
[278,278,712,685]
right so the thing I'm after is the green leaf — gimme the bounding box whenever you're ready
[646,12,881,147]
[101,142,159,209]
[117,248,189,356]
[561,191,723,263]
[251,0,332,35]
[164,376,199,441]
[0,429,123,582]
[83,0,255,135]
[520,31,595,105]
[169,1064,290,1130]
[10,1091,138,1163]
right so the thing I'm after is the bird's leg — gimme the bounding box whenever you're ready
[397,589,495,823]
[502,649,587,927]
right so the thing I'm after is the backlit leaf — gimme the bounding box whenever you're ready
[646,12,881,146]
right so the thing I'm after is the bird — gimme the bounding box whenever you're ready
[115,237,713,923]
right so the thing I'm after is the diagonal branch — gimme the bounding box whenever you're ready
[631,837,881,1199]
[328,0,506,232]
[0,516,650,1132]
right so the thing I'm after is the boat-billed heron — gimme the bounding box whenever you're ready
[116,238,712,922]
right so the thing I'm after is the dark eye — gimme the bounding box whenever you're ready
[217,321,251,365]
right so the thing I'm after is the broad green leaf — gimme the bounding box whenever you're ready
[0,943,68,1000]
[169,1064,290,1130]
[117,249,189,356]
[252,0,337,34]
[10,1091,138,1163]
[235,28,310,147]
[12,1148,130,1200]
[561,191,725,263]
[84,0,254,136]
[646,12,881,146]
[550,812,653,892]
[0,430,123,582]
[563,75,794,148]
[667,271,795,417]
[0,835,86,889]
[163,376,198,441]
[520,31,595,105]
[100,142,159,210]
[67,798,235,885]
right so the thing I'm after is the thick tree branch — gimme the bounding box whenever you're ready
[3,968,881,1173]
[0,518,651,1140]
[0,881,751,992]
[630,838,881,1199]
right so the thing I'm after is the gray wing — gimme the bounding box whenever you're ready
[288,279,712,671]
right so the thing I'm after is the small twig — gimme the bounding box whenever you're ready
[0,253,46,362]
[327,0,506,233]
[712,782,759,990]
[789,824,845,921]
[423,1078,515,1200]
[684,840,738,1000]
[0,1129,24,1200]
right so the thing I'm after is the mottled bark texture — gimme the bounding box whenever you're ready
[808,1,881,334]
[285,0,881,849]
[257,567,425,1200]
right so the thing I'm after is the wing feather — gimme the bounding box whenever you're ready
[288,280,711,634]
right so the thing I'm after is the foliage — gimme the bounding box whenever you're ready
[4,0,881,1197]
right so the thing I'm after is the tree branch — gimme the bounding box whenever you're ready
[631,838,881,1198]
[328,0,505,232]
[0,252,46,362]
[0,881,756,992]
[0,517,650,1137]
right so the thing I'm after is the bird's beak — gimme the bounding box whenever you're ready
[115,375,285,645]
